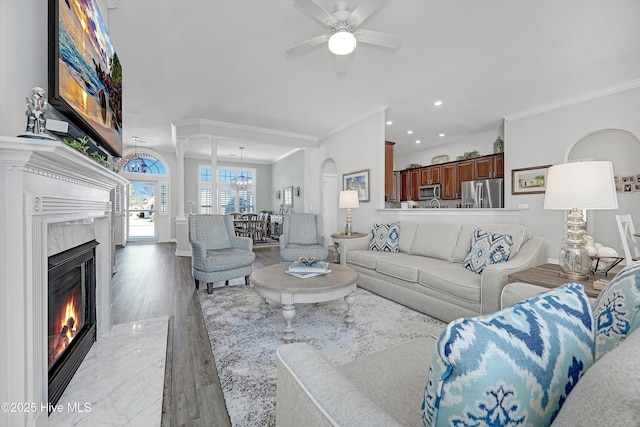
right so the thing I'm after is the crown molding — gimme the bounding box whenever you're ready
[324,105,388,139]
[504,79,640,121]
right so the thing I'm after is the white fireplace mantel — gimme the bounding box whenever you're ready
[0,136,128,427]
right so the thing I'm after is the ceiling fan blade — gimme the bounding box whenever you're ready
[285,34,328,55]
[335,54,348,73]
[293,0,336,26]
[350,0,386,26]
[355,29,401,49]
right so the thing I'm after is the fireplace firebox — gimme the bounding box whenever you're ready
[47,240,98,408]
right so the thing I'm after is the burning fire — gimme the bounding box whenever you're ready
[48,293,82,367]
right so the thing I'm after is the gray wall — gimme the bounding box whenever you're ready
[271,149,305,213]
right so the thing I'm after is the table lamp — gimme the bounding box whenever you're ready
[543,161,618,280]
[339,190,359,235]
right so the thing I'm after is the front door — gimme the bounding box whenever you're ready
[127,181,156,241]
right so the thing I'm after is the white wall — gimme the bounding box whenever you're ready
[504,85,640,261]
[271,149,305,212]
[307,109,387,235]
[0,1,49,137]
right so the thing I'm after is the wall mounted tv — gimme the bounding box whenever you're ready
[48,0,122,157]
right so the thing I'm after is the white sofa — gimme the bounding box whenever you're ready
[275,280,640,427]
[338,221,548,322]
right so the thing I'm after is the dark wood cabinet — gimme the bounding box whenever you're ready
[385,141,395,196]
[475,153,504,179]
[441,163,457,200]
[420,165,441,185]
[410,169,420,201]
[396,153,504,201]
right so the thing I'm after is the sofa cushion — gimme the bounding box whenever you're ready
[369,222,400,252]
[422,283,595,427]
[453,224,531,263]
[375,255,435,283]
[464,228,513,274]
[398,221,417,254]
[347,250,407,270]
[592,260,640,360]
[551,327,640,426]
[410,223,461,262]
[417,263,482,303]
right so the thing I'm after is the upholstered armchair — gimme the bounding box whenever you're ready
[188,214,256,294]
[279,213,328,262]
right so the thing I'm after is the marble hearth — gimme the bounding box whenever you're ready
[0,136,128,427]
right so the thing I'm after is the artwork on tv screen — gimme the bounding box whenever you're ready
[49,0,122,157]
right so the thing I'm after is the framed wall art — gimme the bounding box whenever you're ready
[511,165,552,195]
[343,169,370,202]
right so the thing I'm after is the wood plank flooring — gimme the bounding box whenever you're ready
[111,242,280,426]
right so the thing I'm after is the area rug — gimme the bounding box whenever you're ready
[198,284,447,426]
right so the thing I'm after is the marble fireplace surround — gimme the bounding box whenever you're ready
[0,136,128,427]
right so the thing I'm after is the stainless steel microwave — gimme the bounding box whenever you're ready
[418,184,441,200]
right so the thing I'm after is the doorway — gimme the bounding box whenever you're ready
[127,181,156,241]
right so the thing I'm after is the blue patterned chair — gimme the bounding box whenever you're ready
[188,214,256,294]
[279,213,328,262]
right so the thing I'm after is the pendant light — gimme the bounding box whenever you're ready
[234,146,252,190]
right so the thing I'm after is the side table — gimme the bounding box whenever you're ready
[508,263,622,299]
[330,232,368,263]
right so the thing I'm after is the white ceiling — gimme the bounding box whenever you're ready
[105,0,640,165]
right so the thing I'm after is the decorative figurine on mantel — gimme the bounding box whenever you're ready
[493,136,504,153]
[18,86,56,140]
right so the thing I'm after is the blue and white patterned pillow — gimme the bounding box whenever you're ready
[464,228,513,273]
[592,260,640,360]
[369,222,400,252]
[422,283,595,427]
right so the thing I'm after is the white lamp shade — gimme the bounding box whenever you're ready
[339,190,359,209]
[328,31,356,55]
[543,161,618,210]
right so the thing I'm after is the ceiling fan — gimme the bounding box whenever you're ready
[285,0,401,71]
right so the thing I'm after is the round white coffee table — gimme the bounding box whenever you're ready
[250,263,359,343]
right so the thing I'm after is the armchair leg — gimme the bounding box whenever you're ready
[194,278,199,289]
[225,280,229,286]
[245,275,250,286]
[207,282,213,294]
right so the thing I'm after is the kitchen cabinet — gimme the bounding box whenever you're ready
[400,170,410,201]
[410,169,420,201]
[385,141,395,196]
[475,153,504,179]
[420,165,441,185]
[441,163,457,199]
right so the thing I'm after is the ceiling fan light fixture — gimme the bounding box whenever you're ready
[328,30,356,55]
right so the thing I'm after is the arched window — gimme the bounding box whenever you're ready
[119,152,167,174]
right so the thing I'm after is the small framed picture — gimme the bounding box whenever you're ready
[511,165,552,195]
[343,169,370,202]
[276,190,281,199]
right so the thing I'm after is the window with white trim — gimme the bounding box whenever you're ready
[199,165,256,214]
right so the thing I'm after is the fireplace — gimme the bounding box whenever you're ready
[47,240,98,408]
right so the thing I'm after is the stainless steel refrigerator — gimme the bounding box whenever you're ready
[461,178,504,208]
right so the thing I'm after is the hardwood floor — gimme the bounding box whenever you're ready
[111,242,280,426]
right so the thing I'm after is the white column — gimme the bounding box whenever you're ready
[210,136,218,213]
[175,137,187,220]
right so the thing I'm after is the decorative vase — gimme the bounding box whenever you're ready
[493,137,504,153]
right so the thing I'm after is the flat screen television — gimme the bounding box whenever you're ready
[48,0,123,157]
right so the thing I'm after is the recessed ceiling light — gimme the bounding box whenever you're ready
[438,133,445,137]
[386,120,393,125]
[434,100,443,107]
[407,130,413,135]
[415,140,421,144]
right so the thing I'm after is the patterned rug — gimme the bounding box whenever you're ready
[198,284,447,426]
